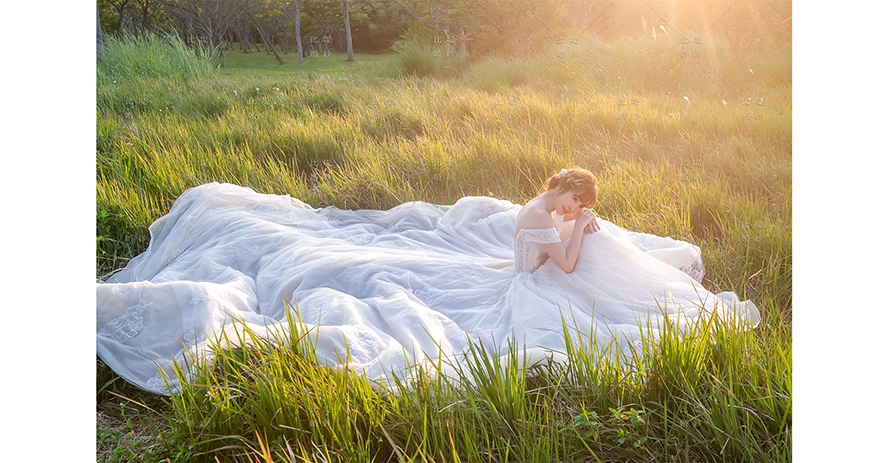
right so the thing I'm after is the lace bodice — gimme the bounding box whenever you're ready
[513,228,562,272]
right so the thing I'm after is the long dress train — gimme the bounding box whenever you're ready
[96,183,760,395]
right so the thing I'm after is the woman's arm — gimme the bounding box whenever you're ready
[542,211,594,273]
[561,209,600,234]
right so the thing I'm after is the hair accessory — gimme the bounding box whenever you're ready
[560,168,585,188]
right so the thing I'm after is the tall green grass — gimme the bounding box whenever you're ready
[96,33,791,461]
[160,303,788,462]
[97,33,217,86]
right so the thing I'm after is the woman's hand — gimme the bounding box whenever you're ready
[578,210,600,234]
[564,209,599,234]
[574,209,593,228]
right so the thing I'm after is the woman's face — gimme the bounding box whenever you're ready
[554,188,584,217]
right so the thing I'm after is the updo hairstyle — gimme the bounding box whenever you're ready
[544,167,599,208]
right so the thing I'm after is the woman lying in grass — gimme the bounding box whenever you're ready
[96,168,759,394]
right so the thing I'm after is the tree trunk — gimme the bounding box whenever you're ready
[240,28,252,52]
[252,16,284,64]
[110,0,129,34]
[97,5,107,59]
[245,27,254,53]
[340,0,354,61]
[138,0,151,35]
[294,1,304,64]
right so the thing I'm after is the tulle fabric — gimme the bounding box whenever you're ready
[97,183,759,395]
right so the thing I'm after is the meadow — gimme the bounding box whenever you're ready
[96,32,791,462]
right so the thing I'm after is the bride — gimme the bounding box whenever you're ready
[96,168,760,395]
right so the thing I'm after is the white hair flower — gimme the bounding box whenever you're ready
[560,168,585,187]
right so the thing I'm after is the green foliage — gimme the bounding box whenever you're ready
[391,37,442,77]
[397,22,440,46]
[96,205,148,279]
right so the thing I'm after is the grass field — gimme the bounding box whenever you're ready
[215,43,391,77]
[96,33,791,462]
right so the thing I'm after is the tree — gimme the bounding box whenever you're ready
[471,0,564,58]
[97,5,108,58]
[234,14,255,52]
[99,0,170,37]
[293,1,303,62]
[340,0,353,60]
[353,1,415,51]
[299,0,341,55]
[262,0,307,62]
[392,0,563,58]
[164,0,248,56]
[131,0,164,36]
[297,0,368,56]
[246,0,285,64]
[106,0,132,34]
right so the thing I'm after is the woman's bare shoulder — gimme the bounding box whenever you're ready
[515,201,555,231]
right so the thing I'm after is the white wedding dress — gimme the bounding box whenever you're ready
[97,183,760,395]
